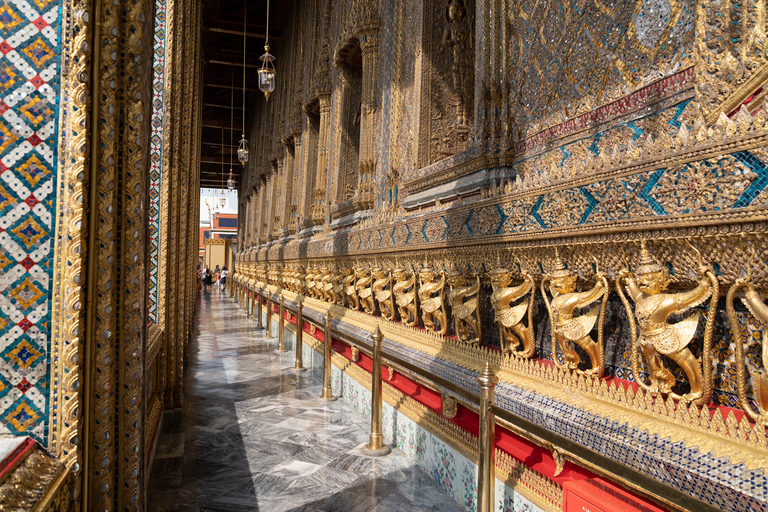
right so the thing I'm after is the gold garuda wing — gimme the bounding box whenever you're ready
[555,306,599,340]
[454,297,478,319]
[497,301,528,328]
[669,312,701,353]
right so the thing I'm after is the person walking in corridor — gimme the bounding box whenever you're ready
[220,267,228,290]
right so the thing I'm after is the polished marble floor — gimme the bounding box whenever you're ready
[148,288,464,512]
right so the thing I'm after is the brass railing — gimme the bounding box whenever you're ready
[227,279,721,512]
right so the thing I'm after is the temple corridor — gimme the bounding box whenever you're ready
[147,290,463,512]
[4,0,768,509]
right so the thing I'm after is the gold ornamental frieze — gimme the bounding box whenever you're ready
[240,235,768,473]
[246,102,768,266]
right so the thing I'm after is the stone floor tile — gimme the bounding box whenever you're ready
[148,290,463,512]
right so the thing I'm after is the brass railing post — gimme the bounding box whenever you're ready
[266,292,274,338]
[278,296,286,351]
[256,287,264,329]
[477,362,498,512]
[320,311,337,401]
[293,301,307,372]
[361,326,391,456]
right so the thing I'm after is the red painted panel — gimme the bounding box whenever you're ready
[563,478,667,512]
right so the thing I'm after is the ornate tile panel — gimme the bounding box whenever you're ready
[0,0,61,441]
[148,0,167,323]
[380,339,768,512]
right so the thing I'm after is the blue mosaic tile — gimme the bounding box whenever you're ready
[0,0,62,443]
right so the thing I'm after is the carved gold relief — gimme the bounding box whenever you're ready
[447,263,481,343]
[442,392,458,418]
[339,266,354,308]
[419,260,448,335]
[490,254,535,357]
[393,263,419,327]
[728,251,768,426]
[356,266,375,314]
[373,267,396,321]
[617,241,718,405]
[541,250,608,378]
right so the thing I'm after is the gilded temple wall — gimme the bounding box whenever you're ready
[236,0,768,510]
[1,0,203,508]
[0,0,62,443]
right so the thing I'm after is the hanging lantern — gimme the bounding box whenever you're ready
[227,169,235,191]
[220,194,227,208]
[239,3,250,164]
[237,135,249,165]
[258,43,276,101]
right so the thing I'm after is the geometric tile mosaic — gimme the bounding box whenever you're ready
[148,0,167,324]
[382,339,768,512]
[0,0,61,442]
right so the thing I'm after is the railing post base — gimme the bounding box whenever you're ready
[319,311,336,401]
[361,326,390,457]
[278,296,287,352]
[265,293,274,338]
[293,301,307,371]
[256,287,264,330]
[477,362,498,512]
[360,440,390,457]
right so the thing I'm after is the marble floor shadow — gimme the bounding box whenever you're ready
[148,288,463,512]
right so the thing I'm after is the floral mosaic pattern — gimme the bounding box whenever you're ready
[148,0,168,323]
[0,0,62,441]
[431,437,458,496]
[460,460,478,512]
[497,479,540,512]
[331,360,543,512]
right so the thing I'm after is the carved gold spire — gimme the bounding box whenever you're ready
[636,240,664,275]
[550,248,572,278]
[492,250,508,275]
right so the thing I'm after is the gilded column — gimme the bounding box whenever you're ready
[117,0,155,506]
[251,183,262,247]
[258,176,268,244]
[253,185,260,246]
[50,0,92,502]
[248,193,256,247]
[289,134,301,234]
[174,0,194,407]
[280,143,294,236]
[298,113,317,229]
[474,0,491,148]
[164,0,187,409]
[312,93,331,224]
[265,170,276,241]
[357,30,379,209]
[272,158,284,238]
[85,0,121,506]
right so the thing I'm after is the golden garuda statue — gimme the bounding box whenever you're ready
[305,266,317,298]
[727,250,768,424]
[419,259,448,335]
[542,249,608,377]
[447,262,481,343]
[295,265,306,295]
[617,241,718,405]
[356,266,375,314]
[313,266,326,300]
[321,266,335,302]
[373,266,396,321]
[343,265,358,310]
[393,263,418,327]
[331,266,346,305]
[490,254,535,357]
